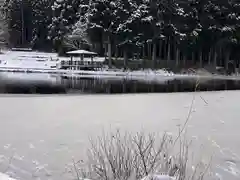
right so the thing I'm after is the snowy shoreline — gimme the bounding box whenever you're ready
[0,67,240,82]
[0,50,240,81]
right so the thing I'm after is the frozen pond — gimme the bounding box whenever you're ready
[0,92,239,179]
[0,72,239,180]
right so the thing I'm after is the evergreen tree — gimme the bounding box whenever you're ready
[0,0,8,47]
[48,0,87,52]
[4,0,33,47]
[31,0,53,50]
[2,0,240,69]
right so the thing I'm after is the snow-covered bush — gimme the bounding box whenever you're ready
[72,131,211,180]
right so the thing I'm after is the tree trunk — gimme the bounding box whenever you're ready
[152,43,157,69]
[183,54,186,67]
[142,44,145,59]
[199,50,203,67]
[164,40,167,60]
[213,48,217,67]
[123,49,128,69]
[148,43,151,59]
[167,38,171,63]
[142,44,146,68]
[208,48,211,65]
[115,45,118,60]
[225,50,230,69]
[137,49,140,61]
[107,35,112,68]
[159,40,162,59]
[176,48,179,67]
[191,52,195,65]
[21,1,25,46]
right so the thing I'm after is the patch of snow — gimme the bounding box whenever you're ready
[0,60,57,70]
[3,144,11,150]
[28,143,35,149]
[0,172,16,180]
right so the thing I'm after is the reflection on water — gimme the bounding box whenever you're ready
[0,72,240,94]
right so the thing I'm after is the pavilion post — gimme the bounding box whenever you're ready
[70,56,73,70]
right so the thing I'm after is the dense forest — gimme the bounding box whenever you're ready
[2,0,240,69]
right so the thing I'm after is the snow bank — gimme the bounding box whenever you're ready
[0,60,57,69]
[0,172,16,180]
[0,50,58,69]
[0,50,58,60]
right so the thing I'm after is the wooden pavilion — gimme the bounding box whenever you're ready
[59,50,105,70]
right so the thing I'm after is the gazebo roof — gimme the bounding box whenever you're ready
[66,50,97,55]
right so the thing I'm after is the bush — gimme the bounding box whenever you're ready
[72,130,211,180]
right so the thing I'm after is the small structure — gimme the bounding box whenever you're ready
[59,50,105,70]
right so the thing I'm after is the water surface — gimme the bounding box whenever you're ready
[0,72,240,94]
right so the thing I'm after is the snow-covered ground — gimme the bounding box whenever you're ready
[0,50,58,69]
[0,172,16,180]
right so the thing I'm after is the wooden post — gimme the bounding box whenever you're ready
[81,55,84,70]
[91,56,93,70]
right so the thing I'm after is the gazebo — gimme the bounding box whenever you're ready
[59,50,105,70]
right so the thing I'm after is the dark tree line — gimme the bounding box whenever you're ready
[2,0,240,69]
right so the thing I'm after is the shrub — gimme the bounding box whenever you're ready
[72,130,211,180]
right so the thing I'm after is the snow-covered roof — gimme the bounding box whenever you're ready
[58,57,105,62]
[66,50,97,55]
